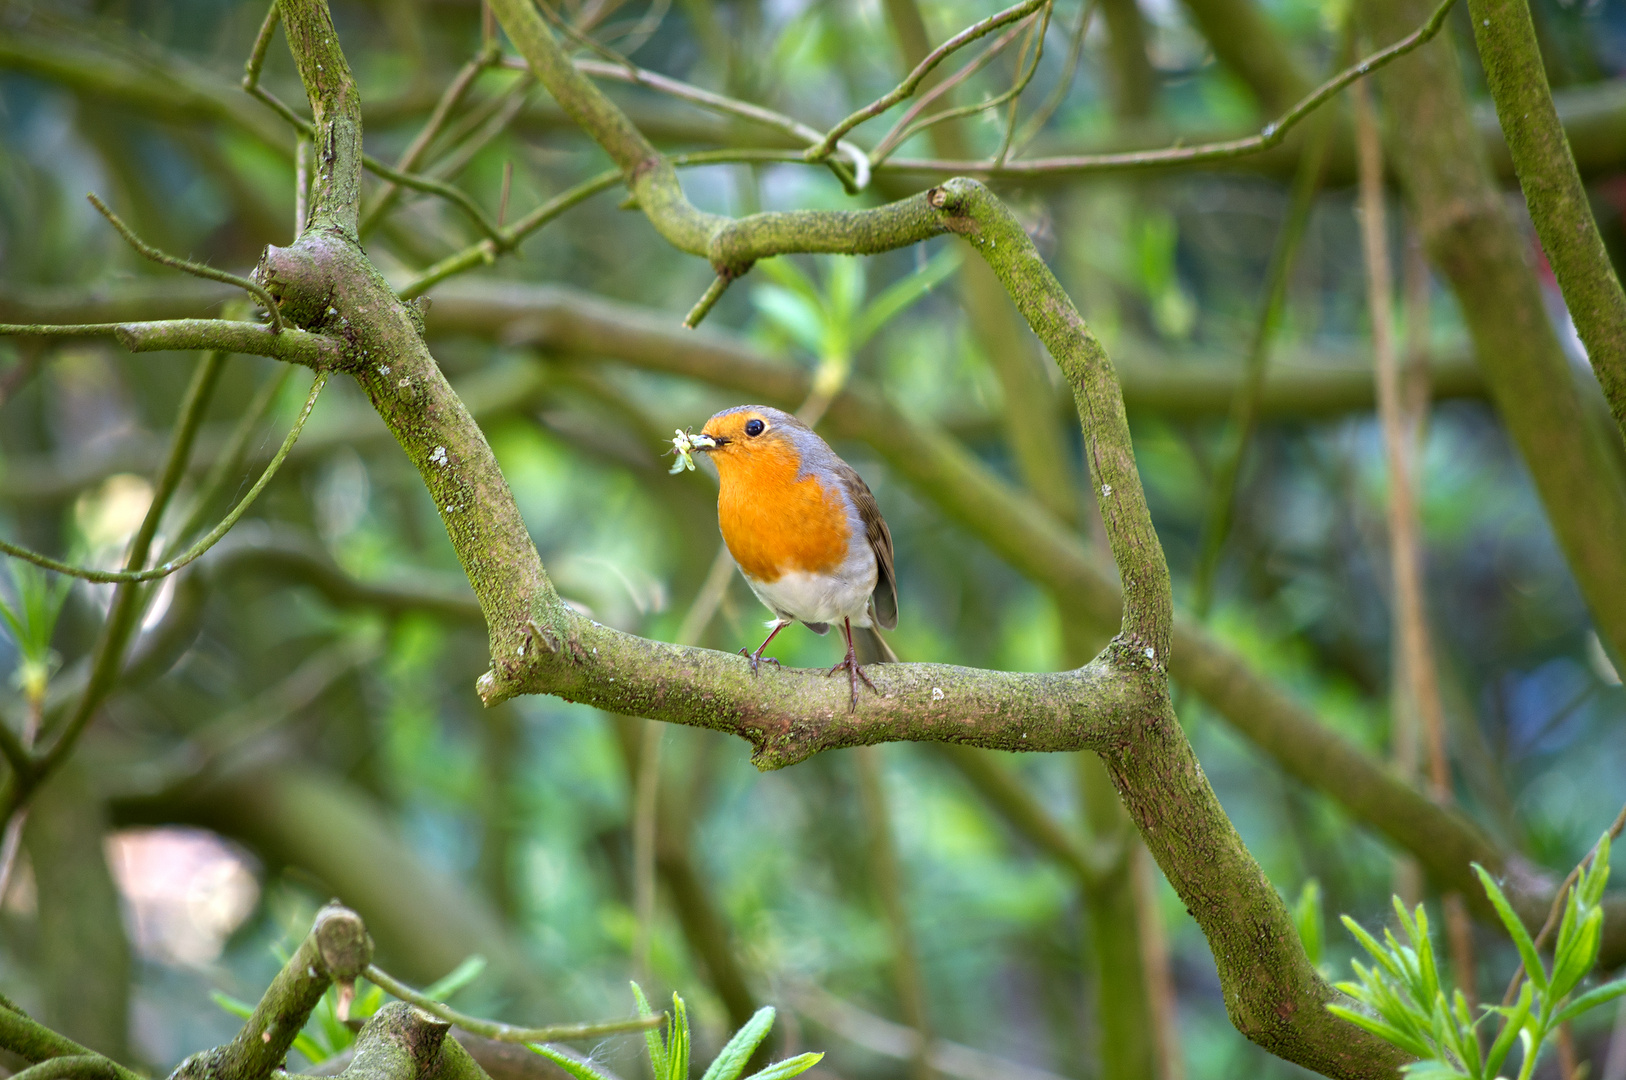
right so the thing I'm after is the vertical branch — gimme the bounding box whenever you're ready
[1133,847,1184,1080]
[855,746,935,1080]
[1353,77,1476,1000]
[279,0,364,237]
[1191,104,1337,622]
[21,762,130,1060]
[1391,230,1432,910]
[880,0,1085,529]
[1467,0,1626,442]
[631,720,662,981]
[1362,0,1626,667]
[1076,753,1157,1080]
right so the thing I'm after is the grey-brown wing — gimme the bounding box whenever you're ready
[835,462,897,629]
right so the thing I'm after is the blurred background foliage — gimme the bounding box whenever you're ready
[1,0,1625,1077]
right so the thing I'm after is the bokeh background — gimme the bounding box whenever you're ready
[2,0,1626,1077]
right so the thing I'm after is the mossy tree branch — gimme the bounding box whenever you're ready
[1467,0,1626,442]
[474,1,1413,1073]
[1361,0,1626,680]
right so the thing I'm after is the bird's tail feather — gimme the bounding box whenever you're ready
[853,624,898,665]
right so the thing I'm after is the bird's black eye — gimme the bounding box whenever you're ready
[744,419,765,437]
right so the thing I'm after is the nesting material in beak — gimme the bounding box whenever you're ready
[667,428,719,473]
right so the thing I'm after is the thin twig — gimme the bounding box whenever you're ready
[870,23,1028,163]
[363,964,663,1042]
[631,717,662,981]
[992,1,1053,168]
[0,372,327,584]
[243,1,280,90]
[1,351,225,828]
[1007,0,1098,158]
[1502,801,1626,1006]
[87,193,284,332]
[856,746,935,1080]
[880,0,1459,177]
[557,57,871,190]
[361,44,501,236]
[1189,112,1334,619]
[1355,73,1477,999]
[242,69,507,243]
[425,79,534,187]
[806,0,1050,161]
[683,274,733,328]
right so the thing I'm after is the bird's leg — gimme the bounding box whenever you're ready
[825,618,877,710]
[741,621,786,675]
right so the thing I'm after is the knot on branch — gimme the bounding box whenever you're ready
[925,177,989,234]
[350,1002,453,1078]
[313,901,374,979]
[256,244,335,330]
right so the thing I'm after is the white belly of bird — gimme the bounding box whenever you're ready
[744,557,877,629]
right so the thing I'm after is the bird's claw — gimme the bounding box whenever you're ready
[825,653,877,712]
[740,647,781,676]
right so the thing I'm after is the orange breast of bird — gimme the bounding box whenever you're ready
[715,440,851,584]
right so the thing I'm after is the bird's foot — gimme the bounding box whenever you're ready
[825,651,877,711]
[739,647,781,676]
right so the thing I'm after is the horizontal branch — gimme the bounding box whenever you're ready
[420,279,1626,967]
[363,966,661,1043]
[0,319,342,366]
[482,621,1147,767]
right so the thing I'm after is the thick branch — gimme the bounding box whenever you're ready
[1362,0,1626,685]
[1468,0,1626,441]
[171,904,372,1080]
[423,282,1626,966]
[278,0,364,236]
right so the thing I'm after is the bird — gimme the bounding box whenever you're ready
[691,405,897,709]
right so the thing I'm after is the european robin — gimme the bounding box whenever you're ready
[692,405,897,708]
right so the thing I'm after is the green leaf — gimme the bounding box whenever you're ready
[667,993,690,1080]
[824,258,865,324]
[423,955,487,1001]
[756,258,823,310]
[1447,991,1481,1076]
[1552,975,1626,1027]
[293,1031,329,1065]
[528,1044,617,1080]
[751,286,825,356]
[209,990,255,1020]
[1472,863,1548,994]
[1398,1062,1471,1080]
[1581,832,1612,906]
[852,250,962,348]
[631,981,668,1078]
[1326,1004,1436,1059]
[1485,981,1533,1080]
[1341,915,1404,979]
[1551,906,1603,1002]
[742,1052,824,1080]
[1294,879,1323,967]
[701,1006,777,1080]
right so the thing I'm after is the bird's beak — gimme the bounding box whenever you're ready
[695,434,726,451]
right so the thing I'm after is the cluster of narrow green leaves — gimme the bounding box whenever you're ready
[529,984,822,1080]
[1329,832,1626,1080]
[752,251,961,378]
[213,955,487,1064]
[0,561,71,703]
